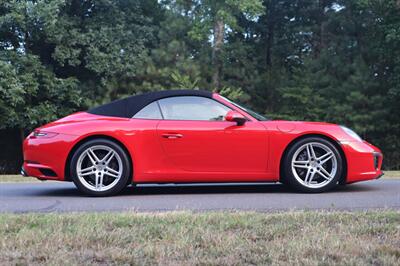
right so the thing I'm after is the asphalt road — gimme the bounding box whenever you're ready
[0,180,399,213]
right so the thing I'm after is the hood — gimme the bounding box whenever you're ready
[261,120,337,132]
[260,120,354,141]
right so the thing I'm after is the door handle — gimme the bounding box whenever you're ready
[162,133,183,139]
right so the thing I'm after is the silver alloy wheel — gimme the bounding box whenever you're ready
[76,145,123,192]
[291,142,337,189]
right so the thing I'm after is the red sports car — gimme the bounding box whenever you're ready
[22,90,383,196]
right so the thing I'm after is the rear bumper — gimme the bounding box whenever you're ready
[340,140,383,183]
[20,166,28,177]
[375,172,384,180]
[22,161,60,180]
[23,133,78,181]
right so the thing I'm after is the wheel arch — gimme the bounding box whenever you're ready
[279,133,348,184]
[64,134,133,182]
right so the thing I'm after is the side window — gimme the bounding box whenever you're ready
[133,101,163,119]
[158,96,231,121]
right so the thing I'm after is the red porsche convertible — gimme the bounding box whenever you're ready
[22,90,383,196]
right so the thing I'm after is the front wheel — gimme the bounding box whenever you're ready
[70,139,131,196]
[282,137,344,193]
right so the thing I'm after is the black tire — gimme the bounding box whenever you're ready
[282,137,344,193]
[70,139,131,196]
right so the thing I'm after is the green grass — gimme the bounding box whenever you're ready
[0,211,399,265]
[1,171,399,183]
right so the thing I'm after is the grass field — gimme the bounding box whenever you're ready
[1,171,399,183]
[383,171,400,178]
[0,174,41,182]
[0,211,399,265]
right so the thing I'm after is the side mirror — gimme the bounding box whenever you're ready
[225,110,247,126]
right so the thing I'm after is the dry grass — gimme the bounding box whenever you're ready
[0,174,40,182]
[0,211,399,265]
[383,171,400,179]
[1,171,399,183]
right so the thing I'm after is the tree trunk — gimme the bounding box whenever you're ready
[266,25,274,67]
[265,5,275,67]
[212,19,224,91]
[19,128,25,163]
[265,21,275,67]
[314,0,326,57]
[19,128,25,142]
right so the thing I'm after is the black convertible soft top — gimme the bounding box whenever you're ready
[87,89,213,118]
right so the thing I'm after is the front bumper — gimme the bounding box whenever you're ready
[340,140,383,183]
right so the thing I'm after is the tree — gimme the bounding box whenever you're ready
[0,0,158,166]
[0,0,83,143]
[1,0,400,172]
[187,0,264,90]
[0,53,82,143]
[131,1,204,93]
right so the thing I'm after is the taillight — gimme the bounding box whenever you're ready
[30,130,58,139]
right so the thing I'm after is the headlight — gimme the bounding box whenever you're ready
[340,126,362,141]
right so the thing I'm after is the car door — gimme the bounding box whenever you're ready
[156,96,268,174]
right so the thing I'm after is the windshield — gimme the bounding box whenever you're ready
[220,96,269,121]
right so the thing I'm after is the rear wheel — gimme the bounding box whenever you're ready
[282,137,343,193]
[70,139,131,196]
